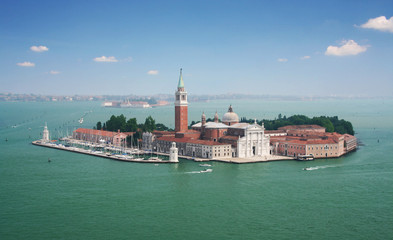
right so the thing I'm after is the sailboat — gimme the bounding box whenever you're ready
[148,146,161,161]
[131,134,144,161]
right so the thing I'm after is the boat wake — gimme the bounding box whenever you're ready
[303,165,338,171]
[185,169,213,174]
[185,171,202,174]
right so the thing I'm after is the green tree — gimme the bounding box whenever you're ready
[125,118,137,132]
[312,116,334,132]
[156,123,169,131]
[143,116,156,132]
[96,121,102,130]
[106,114,127,132]
[288,115,310,125]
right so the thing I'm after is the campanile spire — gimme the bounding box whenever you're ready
[178,68,184,90]
[175,68,188,132]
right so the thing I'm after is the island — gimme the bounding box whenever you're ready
[33,69,357,164]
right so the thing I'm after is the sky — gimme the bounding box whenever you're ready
[0,0,392,97]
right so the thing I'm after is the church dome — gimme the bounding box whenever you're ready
[222,105,239,123]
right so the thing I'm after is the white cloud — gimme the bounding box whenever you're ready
[277,58,288,62]
[93,56,118,62]
[301,56,311,60]
[360,16,393,33]
[325,40,368,56]
[17,61,35,67]
[50,70,60,75]
[147,70,158,75]
[30,45,49,52]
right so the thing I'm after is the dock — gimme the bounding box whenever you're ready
[32,140,177,164]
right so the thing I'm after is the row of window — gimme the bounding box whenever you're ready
[279,144,338,151]
[308,146,338,150]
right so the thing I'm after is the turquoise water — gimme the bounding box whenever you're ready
[1,99,392,239]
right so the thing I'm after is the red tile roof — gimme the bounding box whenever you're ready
[265,130,286,134]
[153,130,176,134]
[270,132,344,145]
[74,128,128,137]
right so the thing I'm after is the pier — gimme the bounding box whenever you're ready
[32,140,177,164]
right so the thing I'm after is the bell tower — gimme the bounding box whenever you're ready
[175,68,188,132]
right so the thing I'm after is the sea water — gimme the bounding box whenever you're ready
[0,99,392,240]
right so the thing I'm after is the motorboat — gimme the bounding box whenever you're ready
[303,167,318,171]
[297,155,314,161]
[200,169,213,173]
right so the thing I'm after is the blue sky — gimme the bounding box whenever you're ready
[1,0,392,97]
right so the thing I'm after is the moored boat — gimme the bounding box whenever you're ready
[296,154,314,161]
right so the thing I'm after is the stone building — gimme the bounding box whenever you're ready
[155,137,231,159]
[73,128,131,146]
[270,126,357,158]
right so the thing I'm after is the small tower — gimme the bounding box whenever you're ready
[214,111,219,123]
[175,68,188,132]
[201,112,206,126]
[42,122,50,142]
[169,142,179,162]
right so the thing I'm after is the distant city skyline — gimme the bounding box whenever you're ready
[1,0,392,97]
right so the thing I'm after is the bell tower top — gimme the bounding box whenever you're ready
[177,68,185,91]
[175,68,187,106]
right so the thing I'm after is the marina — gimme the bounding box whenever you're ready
[32,140,178,164]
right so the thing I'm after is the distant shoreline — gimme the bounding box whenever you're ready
[2,92,392,103]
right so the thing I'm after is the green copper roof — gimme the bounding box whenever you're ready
[178,68,184,88]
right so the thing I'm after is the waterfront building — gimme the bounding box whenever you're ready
[270,125,357,158]
[155,137,231,159]
[343,134,357,152]
[72,128,132,146]
[264,130,287,137]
